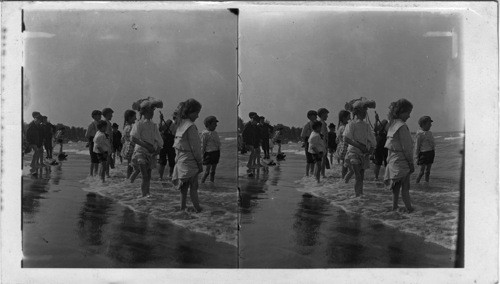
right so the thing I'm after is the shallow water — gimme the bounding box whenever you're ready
[238,132,462,267]
[22,136,238,268]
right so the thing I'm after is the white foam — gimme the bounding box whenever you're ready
[224,137,237,141]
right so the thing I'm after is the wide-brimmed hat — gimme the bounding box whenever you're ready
[132,97,163,112]
[345,97,376,112]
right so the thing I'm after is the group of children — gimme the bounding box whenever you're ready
[83,98,222,213]
[297,98,436,213]
[241,112,283,176]
[25,111,66,175]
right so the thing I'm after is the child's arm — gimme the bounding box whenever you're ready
[398,125,415,172]
[200,132,207,154]
[344,137,368,153]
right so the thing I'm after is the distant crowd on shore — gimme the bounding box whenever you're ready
[239,98,436,214]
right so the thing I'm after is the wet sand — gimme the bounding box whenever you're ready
[22,154,237,268]
[238,154,456,268]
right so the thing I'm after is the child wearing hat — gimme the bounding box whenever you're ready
[200,115,221,183]
[414,116,435,183]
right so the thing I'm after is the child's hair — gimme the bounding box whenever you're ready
[312,121,323,131]
[328,123,335,129]
[175,98,202,120]
[317,108,329,117]
[112,123,119,129]
[352,106,367,119]
[249,112,257,119]
[96,120,108,130]
[32,111,41,119]
[91,110,102,117]
[139,105,154,116]
[123,110,136,127]
[102,108,114,117]
[338,110,350,125]
[388,99,413,120]
[307,110,318,118]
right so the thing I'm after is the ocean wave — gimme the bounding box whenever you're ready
[294,167,459,250]
[444,136,464,141]
[224,137,237,141]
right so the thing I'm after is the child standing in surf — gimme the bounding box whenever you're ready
[343,102,376,197]
[336,110,351,179]
[414,116,435,183]
[93,120,112,183]
[85,110,102,176]
[308,121,326,183]
[121,110,137,179]
[200,115,221,183]
[130,103,163,198]
[172,99,203,212]
[384,99,415,212]
[301,110,318,177]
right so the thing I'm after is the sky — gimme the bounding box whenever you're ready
[23,9,238,132]
[239,11,463,132]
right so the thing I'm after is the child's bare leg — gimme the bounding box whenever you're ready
[344,165,354,183]
[401,174,413,211]
[201,164,211,183]
[320,154,327,177]
[391,180,402,210]
[416,165,425,183]
[210,164,217,182]
[158,164,166,180]
[305,163,310,177]
[139,165,150,196]
[189,177,202,212]
[126,162,133,179]
[352,164,364,196]
[315,161,321,182]
[424,164,432,182]
[374,164,381,180]
[341,163,348,179]
[180,183,189,210]
[130,166,140,183]
[100,161,106,182]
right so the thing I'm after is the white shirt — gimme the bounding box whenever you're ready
[308,131,326,154]
[200,130,221,153]
[93,131,111,153]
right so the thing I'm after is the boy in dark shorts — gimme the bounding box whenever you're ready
[200,116,221,183]
[308,121,326,183]
[112,123,123,164]
[327,123,337,167]
[414,116,435,183]
[300,110,318,176]
[93,120,111,182]
[158,112,176,180]
[41,116,54,160]
[372,113,388,180]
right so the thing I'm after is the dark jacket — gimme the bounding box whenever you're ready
[26,121,44,147]
[242,122,262,147]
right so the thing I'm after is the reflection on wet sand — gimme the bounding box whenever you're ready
[292,195,328,247]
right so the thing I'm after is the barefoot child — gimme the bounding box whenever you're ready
[384,99,415,212]
[85,110,102,176]
[200,116,221,183]
[172,99,203,212]
[121,110,137,179]
[327,123,337,167]
[336,110,351,179]
[317,108,330,177]
[372,112,388,180]
[130,102,163,197]
[26,111,44,175]
[158,112,177,180]
[414,116,435,183]
[308,121,326,183]
[93,120,112,182]
[301,110,318,176]
[102,108,114,175]
[112,123,123,164]
[343,102,376,197]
